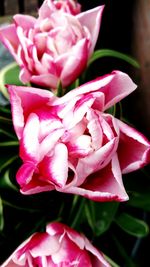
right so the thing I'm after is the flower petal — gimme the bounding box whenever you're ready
[7,85,55,138]
[62,154,128,202]
[117,119,150,173]
[53,71,136,111]
[60,38,89,87]
[13,14,36,30]
[0,24,19,61]
[16,162,36,187]
[75,137,119,186]
[39,143,68,188]
[28,233,60,257]
[77,5,105,55]
[38,0,55,20]
[31,73,58,89]
[19,113,40,163]
[84,236,111,267]
[102,71,137,110]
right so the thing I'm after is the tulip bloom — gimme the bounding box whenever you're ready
[40,0,81,15]
[1,222,111,267]
[0,0,104,90]
[7,71,150,201]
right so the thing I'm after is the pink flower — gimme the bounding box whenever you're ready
[1,222,110,267]
[0,0,104,90]
[39,0,81,15]
[7,71,150,201]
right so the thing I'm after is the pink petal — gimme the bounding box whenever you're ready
[30,73,58,89]
[51,234,92,266]
[1,235,33,266]
[53,71,136,112]
[39,143,68,187]
[0,24,18,49]
[13,14,36,29]
[1,259,18,267]
[34,33,47,56]
[46,222,65,236]
[20,181,55,195]
[7,85,55,138]
[38,0,55,19]
[61,119,87,143]
[77,5,105,55]
[100,113,119,140]
[58,92,104,130]
[46,222,85,251]
[75,137,119,186]
[62,154,128,202]
[67,134,92,158]
[41,53,56,74]
[29,45,48,75]
[7,85,25,139]
[0,24,19,61]
[17,164,55,195]
[46,222,84,248]
[19,67,31,83]
[54,0,81,15]
[16,162,36,187]
[87,109,103,150]
[39,128,64,160]
[16,26,33,70]
[102,71,137,110]
[52,75,112,106]
[28,233,60,257]
[117,119,150,173]
[84,236,111,267]
[19,113,40,163]
[59,38,89,87]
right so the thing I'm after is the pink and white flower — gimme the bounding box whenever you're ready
[1,222,111,267]
[0,0,104,90]
[7,71,150,201]
[39,0,81,16]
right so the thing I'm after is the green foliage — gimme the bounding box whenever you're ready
[0,62,24,99]
[0,104,19,173]
[88,49,140,69]
[128,191,150,211]
[84,201,119,236]
[0,170,18,191]
[115,212,149,238]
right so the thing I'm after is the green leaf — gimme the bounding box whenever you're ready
[106,104,116,116]
[0,129,16,140]
[70,198,86,229]
[57,80,63,97]
[88,49,140,69]
[84,202,95,232]
[0,154,18,172]
[0,62,24,99]
[0,196,4,231]
[0,170,18,191]
[74,78,80,88]
[0,141,19,147]
[128,191,150,212]
[115,212,149,237]
[0,116,12,125]
[104,254,121,267]
[85,201,119,236]
[112,235,136,267]
[0,106,11,114]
